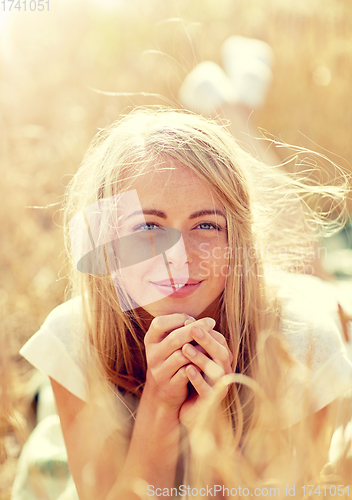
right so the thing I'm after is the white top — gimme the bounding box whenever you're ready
[20,272,352,427]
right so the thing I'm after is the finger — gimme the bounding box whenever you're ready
[156,317,216,360]
[182,344,224,383]
[184,316,196,326]
[186,365,212,398]
[169,365,189,390]
[193,344,207,356]
[209,330,234,363]
[145,313,191,344]
[209,329,227,346]
[189,327,232,372]
[145,315,214,344]
[161,349,190,379]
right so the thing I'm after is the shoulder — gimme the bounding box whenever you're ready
[270,271,343,342]
[20,296,88,401]
[269,272,352,424]
[28,295,85,357]
[272,271,340,315]
[44,296,85,346]
[41,295,84,332]
[276,273,345,367]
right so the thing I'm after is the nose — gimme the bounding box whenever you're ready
[164,234,190,270]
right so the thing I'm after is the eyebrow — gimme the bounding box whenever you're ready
[125,208,226,220]
[189,209,226,220]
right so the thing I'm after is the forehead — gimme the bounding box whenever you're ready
[126,161,223,211]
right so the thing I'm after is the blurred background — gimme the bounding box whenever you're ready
[1,0,352,497]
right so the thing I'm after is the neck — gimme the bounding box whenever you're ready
[133,306,154,332]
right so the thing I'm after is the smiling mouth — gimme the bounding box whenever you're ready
[156,283,185,290]
[151,280,201,288]
[150,280,203,297]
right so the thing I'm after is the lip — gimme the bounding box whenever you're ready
[151,280,203,298]
[152,278,201,286]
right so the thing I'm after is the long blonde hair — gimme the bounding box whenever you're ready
[63,106,348,444]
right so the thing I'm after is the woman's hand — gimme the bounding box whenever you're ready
[143,314,217,416]
[179,326,234,426]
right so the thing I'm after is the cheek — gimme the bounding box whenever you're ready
[116,258,155,291]
[196,240,229,275]
[110,253,176,307]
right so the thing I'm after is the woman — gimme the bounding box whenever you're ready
[20,108,352,499]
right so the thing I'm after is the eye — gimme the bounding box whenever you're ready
[132,222,161,232]
[195,222,221,231]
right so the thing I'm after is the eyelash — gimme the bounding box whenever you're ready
[132,222,160,231]
[196,222,221,231]
[132,222,222,232]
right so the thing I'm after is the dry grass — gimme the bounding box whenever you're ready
[1,0,352,497]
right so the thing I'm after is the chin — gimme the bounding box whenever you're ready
[142,298,203,319]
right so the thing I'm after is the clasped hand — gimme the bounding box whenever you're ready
[143,314,233,425]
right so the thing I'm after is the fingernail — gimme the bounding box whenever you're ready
[184,316,196,326]
[192,326,204,339]
[206,318,216,329]
[184,344,197,357]
[188,366,197,378]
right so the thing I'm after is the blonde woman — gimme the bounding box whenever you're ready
[20,108,352,499]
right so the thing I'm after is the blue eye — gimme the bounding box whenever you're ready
[133,222,160,232]
[196,222,221,231]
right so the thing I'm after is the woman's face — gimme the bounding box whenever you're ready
[111,161,229,318]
